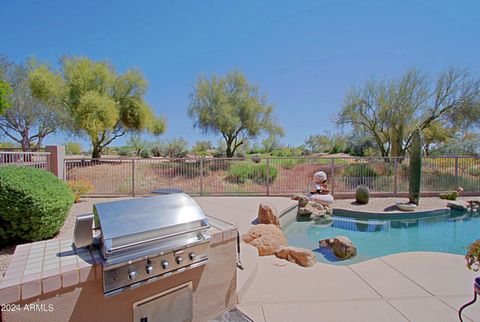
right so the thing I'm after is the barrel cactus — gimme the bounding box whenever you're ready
[408,129,422,205]
[355,185,370,204]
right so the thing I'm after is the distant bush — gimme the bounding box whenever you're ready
[117,146,133,157]
[140,149,151,158]
[67,179,93,202]
[0,166,75,246]
[343,163,377,178]
[65,142,82,155]
[226,163,278,185]
[152,138,189,158]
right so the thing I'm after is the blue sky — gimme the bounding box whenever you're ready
[1,0,479,149]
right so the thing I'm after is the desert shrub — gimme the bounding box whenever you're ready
[225,163,278,185]
[67,179,93,202]
[343,163,377,178]
[117,146,133,157]
[466,240,480,272]
[207,160,231,171]
[152,138,189,158]
[140,149,151,158]
[275,159,297,169]
[0,166,75,246]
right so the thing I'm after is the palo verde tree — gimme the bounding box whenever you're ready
[188,71,283,157]
[29,56,166,158]
[337,67,480,158]
[0,80,11,115]
[0,58,62,151]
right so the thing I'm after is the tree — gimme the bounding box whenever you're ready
[0,80,12,115]
[261,133,282,153]
[65,142,82,155]
[29,56,166,158]
[0,58,62,151]
[127,135,151,157]
[188,71,283,157]
[337,67,480,157]
[421,121,455,155]
[304,134,330,153]
[152,138,189,158]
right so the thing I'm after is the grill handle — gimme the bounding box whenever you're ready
[105,223,209,254]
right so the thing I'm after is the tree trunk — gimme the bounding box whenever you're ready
[226,145,233,158]
[91,143,102,159]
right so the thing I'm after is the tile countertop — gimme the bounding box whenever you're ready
[0,219,237,305]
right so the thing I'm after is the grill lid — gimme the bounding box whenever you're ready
[94,193,209,257]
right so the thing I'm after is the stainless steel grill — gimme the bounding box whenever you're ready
[91,193,211,296]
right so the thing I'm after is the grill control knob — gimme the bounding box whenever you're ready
[176,256,183,265]
[189,252,196,260]
[146,265,153,275]
[161,260,169,270]
[128,271,138,280]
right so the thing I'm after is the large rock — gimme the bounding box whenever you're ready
[291,194,309,207]
[275,246,316,267]
[447,201,468,211]
[257,202,280,227]
[243,224,288,256]
[319,236,357,260]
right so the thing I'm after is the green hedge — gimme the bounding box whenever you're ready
[0,166,75,246]
[225,163,278,185]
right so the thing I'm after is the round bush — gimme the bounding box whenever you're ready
[0,166,75,246]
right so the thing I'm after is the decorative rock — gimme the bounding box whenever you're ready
[291,194,309,207]
[257,202,280,227]
[447,201,468,211]
[275,246,316,267]
[243,224,288,256]
[319,236,357,260]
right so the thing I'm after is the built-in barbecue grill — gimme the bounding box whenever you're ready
[84,193,210,296]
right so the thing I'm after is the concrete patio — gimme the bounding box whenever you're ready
[194,197,480,322]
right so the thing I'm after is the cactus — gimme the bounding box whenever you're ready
[408,129,422,205]
[355,185,370,204]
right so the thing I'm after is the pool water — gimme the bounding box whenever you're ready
[282,209,480,265]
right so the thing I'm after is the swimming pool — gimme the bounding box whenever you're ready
[282,207,480,265]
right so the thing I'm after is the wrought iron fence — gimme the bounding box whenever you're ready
[63,156,480,197]
[0,151,51,170]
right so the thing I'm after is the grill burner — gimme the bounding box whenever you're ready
[92,193,211,296]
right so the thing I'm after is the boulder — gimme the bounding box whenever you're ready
[447,201,468,211]
[275,246,316,267]
[319,236,357,260]
[243,224,288,256]
[258,202,280,227]
[291,194,309,207]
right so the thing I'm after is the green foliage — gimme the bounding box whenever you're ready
[65,142,82,155]
[188,70,283,157]
[67,179,93,202]
[117,146,133,157]
[465,239,480,272]
[0,166,75,245]
[409,130,422,205]
[337,67,480,157]
[226,163,278,185]
[152,138,189,158]
[343,163,377,177]
[355,185,370,204]
[191,140,213,155]
[0,79,12,114]
[139,149,151,158]
[0,58,62,150]
[0,141,16,148]
[127,135,151,157]
[29,56,166,158]
[469,167,480,177]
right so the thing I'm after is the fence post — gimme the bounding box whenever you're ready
[200,158,204,196]
[393,158,398,195]
[45,145,65,179]
[330,158,335,195]
[131,159,135,197]
[266,158,270,196]
[455,157,459,188]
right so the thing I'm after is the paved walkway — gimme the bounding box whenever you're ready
[193,197,480,322]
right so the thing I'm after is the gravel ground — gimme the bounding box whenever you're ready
[0,197,135,280]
